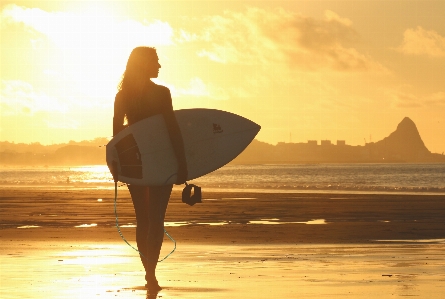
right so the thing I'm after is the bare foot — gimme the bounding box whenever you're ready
[145,281,162,293]
[145,274,162,293]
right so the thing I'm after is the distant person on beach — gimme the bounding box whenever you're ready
[113,46,188,292]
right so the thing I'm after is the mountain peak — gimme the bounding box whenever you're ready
[397,117,416,131]
[375,117,430,160]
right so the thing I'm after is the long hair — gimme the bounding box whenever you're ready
[118,46,157,98]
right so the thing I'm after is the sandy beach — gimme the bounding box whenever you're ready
[1,187,445,298]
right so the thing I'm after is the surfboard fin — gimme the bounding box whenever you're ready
[182,183,202,206]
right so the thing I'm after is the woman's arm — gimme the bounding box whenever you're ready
[162,89,188,184]
[113,92,126,136]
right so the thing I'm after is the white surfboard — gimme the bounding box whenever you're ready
[106,109,260,185]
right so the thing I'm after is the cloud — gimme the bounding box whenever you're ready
[395,26,445,57]
[45,119,80,129]
[324,10,352,27]
[386,86,445,108]
[177,77,211,97]
[0,80,67,116]
[180,7,386,72]
[390,90,422,108]
[425,92,445,106]
[1,4,174,48]
[154,77,229,100]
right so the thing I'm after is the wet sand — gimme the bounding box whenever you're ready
[1,187,445,298]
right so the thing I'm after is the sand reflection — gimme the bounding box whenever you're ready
[165,221,229,227]
[376,238,445,243]
[249,218,327,225]
[75,223,98,228]
[17,225,41,228]
[120,219,328,228]
[2,243,444,298]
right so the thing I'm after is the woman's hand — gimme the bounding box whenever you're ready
[175,164,188,185]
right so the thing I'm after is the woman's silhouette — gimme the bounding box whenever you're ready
[113,46,188,293]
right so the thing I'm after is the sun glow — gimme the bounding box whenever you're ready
[5,4,172,74]
[8,2,174,98]
[1,2,177,144]
[1,1,445,152]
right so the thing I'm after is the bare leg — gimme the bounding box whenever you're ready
[128,184,172,291]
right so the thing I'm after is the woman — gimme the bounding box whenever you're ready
[113,46,188,292]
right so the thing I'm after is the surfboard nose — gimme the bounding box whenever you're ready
[248,120,261,136]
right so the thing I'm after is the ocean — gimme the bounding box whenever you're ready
[1,163,444,195]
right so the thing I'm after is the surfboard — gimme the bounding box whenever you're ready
[106,109,260,185]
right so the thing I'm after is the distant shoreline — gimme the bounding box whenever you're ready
[1,160,445,167]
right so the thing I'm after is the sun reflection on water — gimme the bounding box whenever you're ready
[75,223,98,228]
[248,219,327,225]
[59,245,132,265]
[17,225,41,228]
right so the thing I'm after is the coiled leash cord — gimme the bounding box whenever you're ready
[113,182,176,262]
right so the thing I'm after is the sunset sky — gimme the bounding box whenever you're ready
[1,0,444,153]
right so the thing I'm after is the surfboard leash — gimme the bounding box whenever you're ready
[113,181,176,262]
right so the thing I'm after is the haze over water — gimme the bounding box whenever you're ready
[1,164,444,195]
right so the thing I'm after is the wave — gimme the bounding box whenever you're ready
[1,164,445,195]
